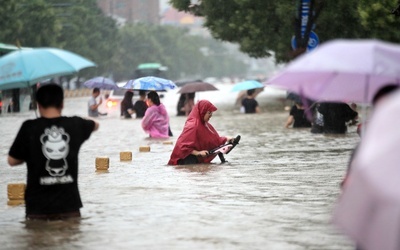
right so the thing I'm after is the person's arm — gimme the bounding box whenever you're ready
[8,156,24,166]
[127,102,135,115]
[255,106,261,113]
[93,120,100,131]
[131,102,140,114]
[8,122,28,167]
[184,102,190,116]
[285,115,294,128]
[90,98,102,111]
[191,136,231,157]
[141,109,154,130]
[191,150,209,157]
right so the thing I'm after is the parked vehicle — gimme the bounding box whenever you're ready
[134,63,168,79]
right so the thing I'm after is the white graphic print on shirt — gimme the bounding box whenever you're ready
[39,126,74,185]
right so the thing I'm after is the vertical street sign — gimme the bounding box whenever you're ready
[291,0,319,52]
[301,0,310,37]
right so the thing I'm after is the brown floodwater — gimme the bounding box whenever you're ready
[0,84,358,249]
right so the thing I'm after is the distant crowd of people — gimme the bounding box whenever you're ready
[284,92,359,135]
[88,87,172,138]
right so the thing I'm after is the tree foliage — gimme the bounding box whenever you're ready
[50,0,119,76]
[357,0,400,41]
[0,0,249,84]
[170,0,400,62]
[113,24,248,81]
[0,0,61,47]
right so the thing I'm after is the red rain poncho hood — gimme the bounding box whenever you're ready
[168,100,227,165]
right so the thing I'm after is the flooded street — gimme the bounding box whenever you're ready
[0,84,358,249]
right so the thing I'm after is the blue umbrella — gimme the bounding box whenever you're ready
[122,76,177,91]
[231,80,264,92]
[0,48,96,90]
[83,77,118,90]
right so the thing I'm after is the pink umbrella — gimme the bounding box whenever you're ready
[332,90,400,250]
[266,39,400,104]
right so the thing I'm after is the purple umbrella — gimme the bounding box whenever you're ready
[332,90,400,250]
[266,39,400,104]
[83,77,118,90]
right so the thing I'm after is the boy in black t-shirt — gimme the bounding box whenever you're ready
[8,83,99,220]
[133,90,148,118]
[241,89,260,114]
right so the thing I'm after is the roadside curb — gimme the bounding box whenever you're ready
[64,89,92,98]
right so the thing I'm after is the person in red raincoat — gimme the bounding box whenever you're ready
[168,100,231,165]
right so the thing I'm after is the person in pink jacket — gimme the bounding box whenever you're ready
[141,91,170,138]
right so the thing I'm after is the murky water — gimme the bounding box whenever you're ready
[0,84,358,249]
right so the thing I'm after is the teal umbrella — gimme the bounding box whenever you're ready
[0,48,96,90]
[231,80,264,92]
[0,43,30,54]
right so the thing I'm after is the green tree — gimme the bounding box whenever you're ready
[0,0,118,78]
[169,0,399,62]
[50,0,118,76]
[112,24,248,81]
[357,0,400,41]
[0,0,248,82]
[112,23,165,81]
[0,0,61,47]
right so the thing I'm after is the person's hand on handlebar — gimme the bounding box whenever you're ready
[193,150,209,157]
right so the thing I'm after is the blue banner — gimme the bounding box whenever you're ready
[301,0,310,37]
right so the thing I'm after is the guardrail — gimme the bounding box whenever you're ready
[64,89,92,98]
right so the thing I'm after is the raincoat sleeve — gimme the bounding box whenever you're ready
[168,120,197,165]
[177,123,197,156]
[141,108,155,131]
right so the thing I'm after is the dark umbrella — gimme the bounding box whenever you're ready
[178,81,218,94]
[175,79,202,87]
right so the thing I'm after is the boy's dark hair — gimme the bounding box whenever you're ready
[372,84,399,105]
[139,90,146,97]
[36,83,64,109]
[247,89,255,96]
[93,88,100,94]
[294,100,303,106]
[147,91,160,106]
